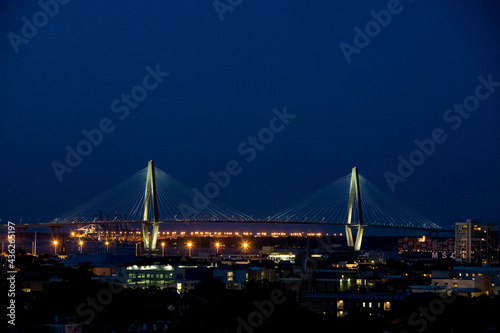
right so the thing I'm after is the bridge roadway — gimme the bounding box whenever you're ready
[2,219,454,233]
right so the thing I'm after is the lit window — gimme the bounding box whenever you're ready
[384,302,391,311]
[369,302,372,308]
[362,302,366,308]
[337,300,344,309]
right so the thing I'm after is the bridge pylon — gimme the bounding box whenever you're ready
[345,167,364,251]
[141,160,160,253]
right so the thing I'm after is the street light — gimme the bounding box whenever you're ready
[187,242,192,257]
[79,241,83,254]
[161,242,165,257]
[243,242,248,253]
[53,240,58,255]
[105,241,109,253]
[215,242,220,254]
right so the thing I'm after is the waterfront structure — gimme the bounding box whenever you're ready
[399,236,454,252]
[398,236,455,260]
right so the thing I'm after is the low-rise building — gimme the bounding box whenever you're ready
[62,253,138,277]
[116,262,213,292]
[247,266,277,282]
[267,252,295,264]
[173,266,213,293]
[305,292,405,317]
[431,266,500,296]
[213,266,248,290]
[278,268,363,293]
[315,269,360,293]
[116,263,175,288]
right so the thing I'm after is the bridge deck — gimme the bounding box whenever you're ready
[2,220,454,233]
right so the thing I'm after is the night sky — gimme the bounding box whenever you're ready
[1,0,499,232]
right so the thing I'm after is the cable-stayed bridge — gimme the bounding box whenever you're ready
[9,161,451,252]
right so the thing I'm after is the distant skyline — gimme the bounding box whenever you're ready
[1,1,499,231]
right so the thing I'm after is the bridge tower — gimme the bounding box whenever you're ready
[142,160,160,253]
[345,167,364,251]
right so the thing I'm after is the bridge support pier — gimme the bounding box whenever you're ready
[142,222,159,252]
[345,167,364,251]
[141,160,160,254]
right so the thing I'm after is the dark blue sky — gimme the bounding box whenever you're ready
[1,0,499,231]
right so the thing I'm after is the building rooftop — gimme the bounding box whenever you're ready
[62,253,139,267]
[305,292,406,301]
